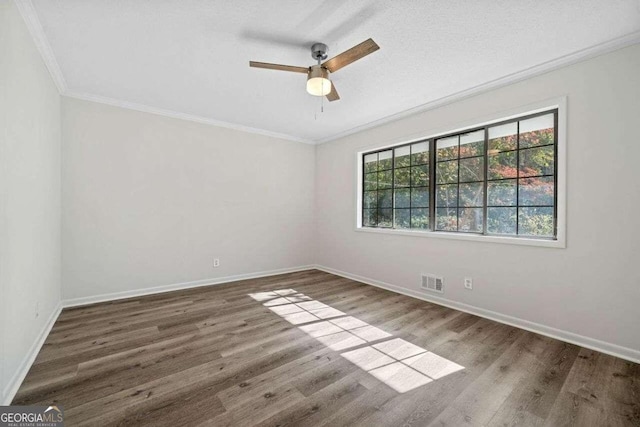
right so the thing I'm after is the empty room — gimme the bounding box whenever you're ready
[1,0,639,425]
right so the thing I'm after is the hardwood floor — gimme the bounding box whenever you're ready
[13,270,640,426]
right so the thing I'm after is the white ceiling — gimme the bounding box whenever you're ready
[27,0,640,143]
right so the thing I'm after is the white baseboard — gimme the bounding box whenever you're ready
[2,301,63,405]
[2,265,315,405]
[5,263,636,407]
[62,265,316,308]
[314,265,640,364]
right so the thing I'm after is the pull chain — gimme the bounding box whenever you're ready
[314,58,324,119]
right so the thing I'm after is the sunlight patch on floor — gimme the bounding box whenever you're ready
[248,288,464,393]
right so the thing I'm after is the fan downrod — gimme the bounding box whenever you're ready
[310,43,328,62]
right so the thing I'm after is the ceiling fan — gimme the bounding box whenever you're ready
[249,38,380,102]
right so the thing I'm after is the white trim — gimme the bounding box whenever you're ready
[13,0,67,93]
[13,0,640,145]
[4,264,638,406]
[2,266,314,405]
[314,265,640,364]
[12,0,310,144]
[2,301,63,405]
[354,96,567,249]
[62,265,316,308]
[317,32,640,144]
[62,92,315,145]
[353,228,564,248]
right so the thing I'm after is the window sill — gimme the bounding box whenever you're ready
[354,226,566,248]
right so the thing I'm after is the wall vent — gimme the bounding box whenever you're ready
[421,274,444,293]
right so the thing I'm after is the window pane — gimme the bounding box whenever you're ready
[436,207,457,231]
[378,208,393,227]
[378,170,393,189]
[362,111,555,239]
[378,189,393,208]
[411,187,429,208]
[519,145,554,177]
[519,207,554,237]
[459,130,484,158]
[487,207,516,234]
[519,114,554,149]
[411,164,429,187]
[436,160,457,184]
[459,182,483,207]
[436,184,458,207]
[394,146,411,168]
[436,136,458,160]
[394,209,410,229]
[488,151,517,179]
[488,122,517,153]
[411,208,429,229]
[363,209,377,227]
[378,150,393,170]
[519,177,554,206]
[394,167,410,188]
[364,153,378,173]
[459,157,484,183]
[411,142,429,165]
[395,188,410,208]
[458,208,483,233]
[364,172,377,190]
[488,179,517,206]
[364,191,377,209]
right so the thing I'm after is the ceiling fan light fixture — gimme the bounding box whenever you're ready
[250,38,379,102]
[306,65,331,96]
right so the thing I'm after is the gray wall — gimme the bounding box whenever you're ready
[61,97,316,301]
[315,44,640,354]
[0,0,62,403]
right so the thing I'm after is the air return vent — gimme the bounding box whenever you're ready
[421,274,444,293]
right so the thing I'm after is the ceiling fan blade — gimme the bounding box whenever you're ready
[249,61,309,74]
[326,82,340,102]
[322,38,379,73]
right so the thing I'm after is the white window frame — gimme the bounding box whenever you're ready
[354,96,567,248]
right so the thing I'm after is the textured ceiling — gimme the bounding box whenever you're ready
[29,0,640,142]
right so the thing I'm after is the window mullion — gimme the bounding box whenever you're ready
[515,122,520,235]
[553,111,559,238]
[391,149,396,229]
[456,136,460,232]
[429,139,436,231]
[409,145,413,229]
[482,127,489,235]
[376,153,379,227]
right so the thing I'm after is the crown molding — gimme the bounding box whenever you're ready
[13,0,67,93]
[315,31,640,145]
[14,0,312,144]
[63,91,315,144]
[14,0,640,145]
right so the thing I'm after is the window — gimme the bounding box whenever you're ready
[361,110,558,240]
[363,142,429,229]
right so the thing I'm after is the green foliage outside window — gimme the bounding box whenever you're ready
[363,112,556,239]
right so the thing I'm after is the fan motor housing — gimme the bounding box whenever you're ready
[311,43,328,61]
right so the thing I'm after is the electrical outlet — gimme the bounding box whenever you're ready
[213,258,220,268]
[464,277,473,290]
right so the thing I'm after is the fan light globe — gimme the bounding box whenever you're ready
[306,65,331,96]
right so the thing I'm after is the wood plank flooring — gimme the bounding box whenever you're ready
[13,270,640,426]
